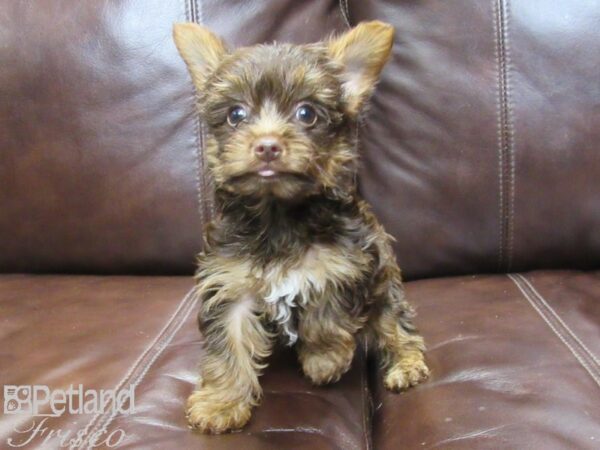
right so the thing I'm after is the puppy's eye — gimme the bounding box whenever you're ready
[295,104,317,126]
[227,106,248,127]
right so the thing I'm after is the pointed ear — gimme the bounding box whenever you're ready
[327,21,394,114]
[172,23,228,89]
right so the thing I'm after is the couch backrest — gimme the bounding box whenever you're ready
[0,0,345,274]
[351,0,600,278]
[2,1,598,279]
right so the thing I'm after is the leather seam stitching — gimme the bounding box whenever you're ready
[86,290,199,448]
[195,0,214,222]
[187,0,209,228]
[74,286,199,449]
[493,0,515,272]
[508,274,600,388]
[493,0,504,270]
[515,274,600,368]
[338,0,351,28]
[192,103,206,228]
[504,0,515,272]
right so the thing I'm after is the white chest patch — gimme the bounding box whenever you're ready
[261,245,365,345]
[263,270,305,345]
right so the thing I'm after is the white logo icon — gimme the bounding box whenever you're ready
[3,386,32,414]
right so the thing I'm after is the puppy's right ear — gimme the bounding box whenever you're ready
[173,23,228,88]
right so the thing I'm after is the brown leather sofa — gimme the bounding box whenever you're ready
[1,1,599,449]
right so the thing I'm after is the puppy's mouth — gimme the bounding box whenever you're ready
[227,167,313,185]
[223,166,319,199]
[252,164,307,182]
[257,167,277,178]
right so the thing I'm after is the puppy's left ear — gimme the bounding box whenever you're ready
[327,21,394,115]
[173,23,228,89]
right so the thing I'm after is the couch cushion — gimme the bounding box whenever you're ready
[0,275,193,447]
[372,271,600,449]
[0,275,371,450]
[0,0,346,274]
[2,272,598,449]
[349,0,600,279]
[0,1,203,274]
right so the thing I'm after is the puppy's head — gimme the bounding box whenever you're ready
[173,21,393,200]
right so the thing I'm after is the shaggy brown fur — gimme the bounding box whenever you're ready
[173,21,429,434]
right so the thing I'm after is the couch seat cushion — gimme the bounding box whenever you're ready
[0,275,370,450]
[373,271,600,450]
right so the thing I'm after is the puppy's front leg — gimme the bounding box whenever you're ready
[369,259,429,391]
[187,269,272,434]
[297,295,362,385]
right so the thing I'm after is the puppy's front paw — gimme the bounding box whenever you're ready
[186,390,252,434]
[384,351,429,392]
[300,348,354,386]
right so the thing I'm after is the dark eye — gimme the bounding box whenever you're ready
[227,105,248,127]
[295,104,317,126]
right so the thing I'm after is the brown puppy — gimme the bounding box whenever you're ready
[173,21,429,434]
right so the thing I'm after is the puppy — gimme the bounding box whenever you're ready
[173,21,429,434]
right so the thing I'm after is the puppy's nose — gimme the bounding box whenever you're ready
[254,137,282,162]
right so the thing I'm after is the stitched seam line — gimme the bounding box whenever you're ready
[196,0,213,223]
[187,0,210,228]
[515,274,600,368]
[493,0,515,272]
[338,0,351,28]
[193,0,214,220]
[504,0,516,272]
[509,274,600,387]
[74,287,199,449]
[85,289,200,449]
[188,0,197,22]
[508,274,600,388]
[493,0,505,270]
[193,105,207,227]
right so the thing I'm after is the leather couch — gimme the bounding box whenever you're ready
[1,1,598,449]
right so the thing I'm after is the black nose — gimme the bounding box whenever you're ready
[254,137,282,162]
